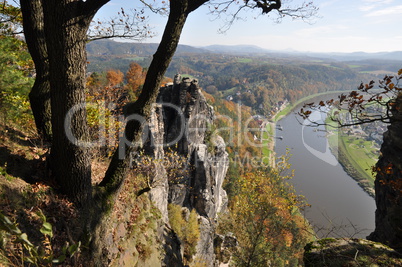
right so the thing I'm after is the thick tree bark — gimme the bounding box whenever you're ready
[99,0,199,196]
[20,0,52,141]
[368,94,402,251]
[41,0,96,204]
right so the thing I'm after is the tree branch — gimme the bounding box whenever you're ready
[83,0,110,15]
[188,0,209,14]
[298,69,402,128]
[87,8,154,42]
[209,0,318,33]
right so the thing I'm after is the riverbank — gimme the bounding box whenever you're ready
[326,125,376,198]
[274,106,376,238]
[272,90,348,122]
[263,91,350,165]
[271,90,377,198]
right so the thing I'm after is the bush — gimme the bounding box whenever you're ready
[0,35,34,129]
[168,204,200,263]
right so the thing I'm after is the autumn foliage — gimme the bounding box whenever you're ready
[106,69,124,87]
[125,62,146,98]
[219,159,312,266]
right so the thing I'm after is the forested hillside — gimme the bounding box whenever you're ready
[87,40,387,116]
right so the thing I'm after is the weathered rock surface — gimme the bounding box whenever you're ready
[304,238,402,266]
[91,76,227,266]
[368,95,402,252]
[145,75,229,265]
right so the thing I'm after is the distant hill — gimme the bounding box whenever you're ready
[303,51,402,62]
[198,44,402,61]
[87,40,402,61]
[86,40,209,56]
[86,40,402,75]
[202,44,271,54]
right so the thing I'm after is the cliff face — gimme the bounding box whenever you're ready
[91,76,228,266]
[147,75,229,265]
[368,95,402,251]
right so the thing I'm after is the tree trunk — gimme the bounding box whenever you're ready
[99,0,191,196]
[20,0,52,141]
[368,94,402,251]
[42,0,94,204]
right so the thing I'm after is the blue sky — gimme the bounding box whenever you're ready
[96,0,402,53]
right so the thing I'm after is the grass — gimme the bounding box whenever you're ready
[221,86,240,98]
[236,58,253,63]
[338,135,376,186]
[347,64,362,68]
[260,122,276,165]
[128,56,146,61]
[326,116,377,194]
[180,74,197,80]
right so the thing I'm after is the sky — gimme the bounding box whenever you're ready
[95,0,402,53]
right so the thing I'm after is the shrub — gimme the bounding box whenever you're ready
[168,204,200,263]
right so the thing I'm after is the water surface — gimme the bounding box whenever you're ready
[275,109,376,238]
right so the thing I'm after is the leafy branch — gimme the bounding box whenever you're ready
[299,69,402,128]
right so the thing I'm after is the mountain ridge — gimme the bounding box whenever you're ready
[87,40,402,61]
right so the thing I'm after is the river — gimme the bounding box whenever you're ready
[275,105,376,238]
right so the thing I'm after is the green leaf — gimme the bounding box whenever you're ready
[18,233,34,247]
[67,241,81,256]
[62,243,68,255]
[40,222,53,238]
[24,257,35,264]
[29,246,39,257]
[52,254,66,264]
[36,209,47,223]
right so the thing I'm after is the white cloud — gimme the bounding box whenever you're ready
[359,0,394,12]
[361,0,394,4]
[366,4,402,16]
[360,4,376,12]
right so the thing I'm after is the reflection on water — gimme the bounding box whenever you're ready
[275,110,376,238]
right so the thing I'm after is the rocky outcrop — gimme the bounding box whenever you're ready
[91,75,228,266]
[368,95,402,252]
[145,75,229,265]
[147,104,169,223]
[304,238,402,266]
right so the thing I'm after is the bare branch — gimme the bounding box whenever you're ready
[138,0,169,15]
[208,0,319,33]
[87,8,155,42]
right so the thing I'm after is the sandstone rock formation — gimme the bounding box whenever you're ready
[92,76,228,266]
[146,75,229,265]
